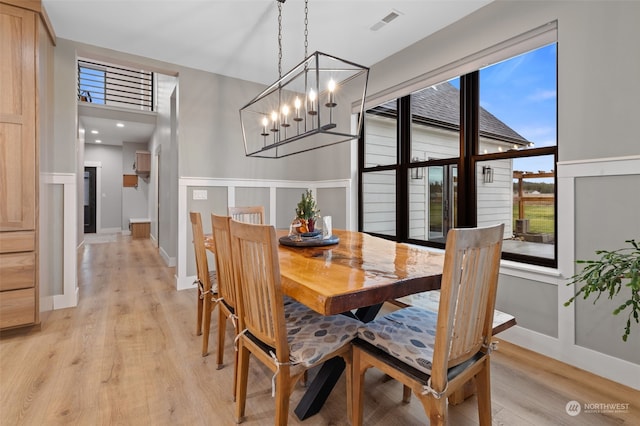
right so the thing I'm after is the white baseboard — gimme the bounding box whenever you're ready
[159,246,176,267]
[53,285,79,309]
[99,227,121,234]
[500,326,640,390]
[177,275,198,291]
[40,294,54,313]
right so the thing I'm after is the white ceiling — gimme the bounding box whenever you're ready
[43,0,492,146]
[78,104,158,146]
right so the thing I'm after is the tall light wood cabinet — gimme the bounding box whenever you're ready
[0,0,54,330]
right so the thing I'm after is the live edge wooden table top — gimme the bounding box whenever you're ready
[278,229,444,315]
[208,229,445,316]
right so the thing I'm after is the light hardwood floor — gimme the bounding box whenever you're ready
[1,234,638,425]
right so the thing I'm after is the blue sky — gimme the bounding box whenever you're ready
[480,43,557,149]
[450,43,557,178]
[480,43,557,177]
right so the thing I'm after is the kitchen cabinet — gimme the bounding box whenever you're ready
[1,0,55,329]
[135,151,151,176]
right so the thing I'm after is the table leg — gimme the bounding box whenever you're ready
[294,357,345,420]
[294,304,384,420]
[355,305,382,323]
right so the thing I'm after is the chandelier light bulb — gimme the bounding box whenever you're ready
[261,116,269,136]
[308,89,317,115]
[326,79,336,107]
[281,105,290,127]
[294,97,303,121]
[271,111,279,132]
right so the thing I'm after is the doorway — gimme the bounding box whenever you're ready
[84,166,97,233]
[427,164,457,242]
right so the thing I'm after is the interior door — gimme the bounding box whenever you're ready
[84,167,97,233]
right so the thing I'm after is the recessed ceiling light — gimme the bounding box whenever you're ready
[116,123,125,128]
[95,139,102,143]
[91,130,99,134]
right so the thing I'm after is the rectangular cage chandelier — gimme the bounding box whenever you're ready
[240,51,369,159]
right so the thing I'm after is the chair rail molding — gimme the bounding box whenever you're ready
[176,177,352,291]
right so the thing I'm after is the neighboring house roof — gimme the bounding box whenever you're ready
[375,81,530,146]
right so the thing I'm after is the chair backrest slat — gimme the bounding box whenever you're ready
[228,206,265,225]
[230,220,289,359]
[211,214,237,309]
[189,212,212,293]
[431,224,504,389]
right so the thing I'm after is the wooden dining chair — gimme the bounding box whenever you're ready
[352,223,505,426]
[228,205,264,224]
[210,214,239,397]
[189,211,218,356]
[229,220,361,425]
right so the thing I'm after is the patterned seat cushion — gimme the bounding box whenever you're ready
[284,301,361,367]
[395,290,515,333]
[357,306,438,375]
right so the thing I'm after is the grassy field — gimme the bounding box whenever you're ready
[513,202,554,235]
[424,198,555,236]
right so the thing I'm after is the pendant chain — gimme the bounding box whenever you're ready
[304,0,309,58]
[277,1,283,79]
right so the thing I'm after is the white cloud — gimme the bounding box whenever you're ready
[528,89,556,102]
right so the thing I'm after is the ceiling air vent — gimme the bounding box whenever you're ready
[370,9,402,31]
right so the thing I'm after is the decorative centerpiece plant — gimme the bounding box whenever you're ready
[295,189,319,233]
[564,239,639,341]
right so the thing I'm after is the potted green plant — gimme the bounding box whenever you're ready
[295,189,319,233]
[564,239,639,341]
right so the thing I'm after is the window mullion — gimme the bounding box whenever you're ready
[458,72,479,227]
[397,96,411,242]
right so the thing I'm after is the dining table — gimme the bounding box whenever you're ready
[206,228,445,420]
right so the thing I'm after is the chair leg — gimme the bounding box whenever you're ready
[201,297,213,357]
[197,290,203,336]
[475,359,492,426]
[274,365,291,426]
[232,343,238,402]
[402,385,412,403]
[343,352,353,421]
[235,343,250,424]
[216,308,227,369]
[423,395,447,426]
[352,347,367,426]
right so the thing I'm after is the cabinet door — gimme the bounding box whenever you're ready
[135,151,151,174]
[0,4,37,231]
[0,288,35,329]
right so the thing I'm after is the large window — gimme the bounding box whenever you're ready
[360,43,557,267]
